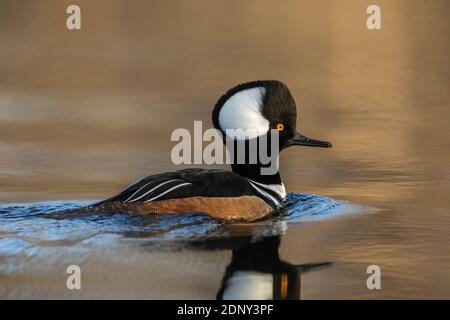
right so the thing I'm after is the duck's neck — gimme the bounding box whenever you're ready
[231,163,282,185]
[227,138,282,185]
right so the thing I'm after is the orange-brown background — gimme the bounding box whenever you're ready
[0,0,449,298]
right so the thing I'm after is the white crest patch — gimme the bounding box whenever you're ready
[218,87,269,140]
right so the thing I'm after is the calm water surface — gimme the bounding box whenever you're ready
[0,0,449,298]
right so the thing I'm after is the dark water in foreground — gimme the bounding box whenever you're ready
[0,193,366,299]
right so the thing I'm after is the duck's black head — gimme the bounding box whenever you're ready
[212,80,332,150]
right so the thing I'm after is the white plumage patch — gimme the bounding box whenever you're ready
[247,179,286,208]
[222,271,273,300]
[218,87,269,139]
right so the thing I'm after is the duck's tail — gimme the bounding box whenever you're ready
[38,202,112,219]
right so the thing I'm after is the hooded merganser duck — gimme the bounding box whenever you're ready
[52,80,331,221]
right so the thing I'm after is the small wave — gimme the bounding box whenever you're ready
[0,193,368,245]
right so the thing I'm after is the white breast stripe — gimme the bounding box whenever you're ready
[247,179,286,200]
[248,182,280,208]
[125,179,178,203]
[143,182,192,203]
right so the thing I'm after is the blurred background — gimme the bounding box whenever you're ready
[0,0,449,298]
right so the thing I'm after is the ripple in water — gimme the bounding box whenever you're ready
[0,193,369,297]
[0,193,365,246]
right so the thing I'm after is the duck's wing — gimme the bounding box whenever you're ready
[96,168,257,205]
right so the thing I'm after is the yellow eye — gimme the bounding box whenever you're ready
[276,123,284,131]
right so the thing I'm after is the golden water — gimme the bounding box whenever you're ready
[0,0,449,298]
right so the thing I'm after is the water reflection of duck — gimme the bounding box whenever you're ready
[45,80,331,222]
[216,236,331,300]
